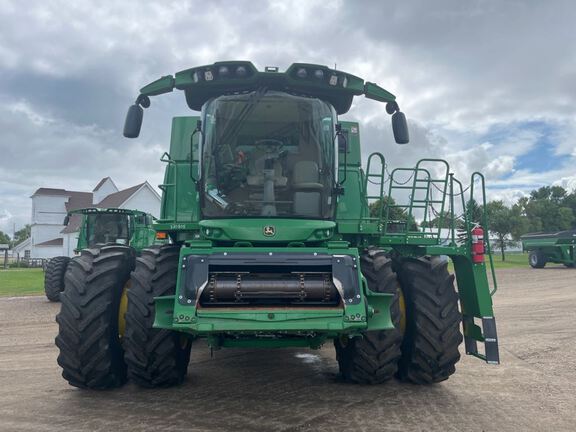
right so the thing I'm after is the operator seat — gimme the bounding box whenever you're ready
[292,160,324,217]
[246,152,288,187]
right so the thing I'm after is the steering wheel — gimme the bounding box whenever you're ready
[255,139,284,154]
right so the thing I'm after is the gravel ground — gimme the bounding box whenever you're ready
[0,266,575,432]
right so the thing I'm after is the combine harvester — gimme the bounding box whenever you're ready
[56,61,499,389]
[521,229,576,268]
[45,208,158,301]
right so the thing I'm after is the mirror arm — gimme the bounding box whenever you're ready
[189,120,202,183]
[336,123,348,186]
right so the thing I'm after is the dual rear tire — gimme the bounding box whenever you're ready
[335,252,462,385]
[44,256,70,302]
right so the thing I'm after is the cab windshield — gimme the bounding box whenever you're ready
[86,213,130,247]
[202,91,336,219]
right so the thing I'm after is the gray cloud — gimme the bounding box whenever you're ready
[1,0,575,233]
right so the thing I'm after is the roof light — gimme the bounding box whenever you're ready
[296,68,308,78]
[329,74,338,86]
[204,70,214,81]
[236,66,247,77]
[314,69,324,79]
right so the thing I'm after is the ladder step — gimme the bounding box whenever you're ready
[463,315,500,365]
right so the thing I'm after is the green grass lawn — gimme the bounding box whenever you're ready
[0,253,536,298]
[0,268,45,297]
[485,252,530,269]
[447,252,529,273]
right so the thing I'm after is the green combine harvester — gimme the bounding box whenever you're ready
[521,229,576,268]
[56,61,499,389]
[45,208,157,301]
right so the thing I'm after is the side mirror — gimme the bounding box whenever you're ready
[392,111,409,144]
[123,104,143,138]
[63,215,70,226]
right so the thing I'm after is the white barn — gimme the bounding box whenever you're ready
[29,177,161,258]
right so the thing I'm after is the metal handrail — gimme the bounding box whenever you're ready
[470,172,498,296]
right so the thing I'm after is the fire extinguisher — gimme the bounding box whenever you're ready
[471,226,485,264]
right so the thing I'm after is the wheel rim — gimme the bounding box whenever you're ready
[530,254,536,266]
[118,280,130,338]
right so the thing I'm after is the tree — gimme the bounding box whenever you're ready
[0,230,10,245]
[369,196,418,231]
[420,210,457,229]
[12,225,31,247]
[466,198,484,225]
[519,186,574,232]
[486,201,521,261]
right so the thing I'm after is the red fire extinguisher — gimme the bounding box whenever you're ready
[471,226,485,264]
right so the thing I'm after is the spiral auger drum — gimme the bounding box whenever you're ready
[55,61,500,389]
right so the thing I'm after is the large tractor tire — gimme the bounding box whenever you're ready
[44,256,70,302]
[395,256,462,384]
[529,250,546,268]
[55,245,135,389]
[124,245,192,388]
[334,250,403,384]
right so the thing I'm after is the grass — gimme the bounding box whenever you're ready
[447,252,529,273]
[0,268,45,297]
[485,252,530,269]
[0,252,536,298]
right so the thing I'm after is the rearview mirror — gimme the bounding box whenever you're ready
[123,104,143,138]
[63,215,70,226]
[392,111,409,144]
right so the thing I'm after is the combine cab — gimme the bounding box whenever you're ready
[56,61,499,389]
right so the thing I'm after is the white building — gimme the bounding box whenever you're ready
[29,177,161,258]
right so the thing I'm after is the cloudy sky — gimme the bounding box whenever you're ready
[1,0,575,235]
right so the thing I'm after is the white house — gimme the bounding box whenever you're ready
[29,177,161,258]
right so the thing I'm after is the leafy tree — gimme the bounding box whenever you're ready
[12,225,31,247]
[369,196,418,231]
[0,230,10,245]
[486,201,522,261]
[509,203,530,240]
[521,187,574,232]
[420,210,458,229]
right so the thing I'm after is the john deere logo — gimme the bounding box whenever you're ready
[263,226,276,237]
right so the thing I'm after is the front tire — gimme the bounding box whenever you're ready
[44,256,70,302]
[124,245,191,388]
[395,256,462,384]
[334,250,403,384]
[55,245,134,389]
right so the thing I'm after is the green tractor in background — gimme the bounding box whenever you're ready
[44,208,158,301]
[56,61,499,390]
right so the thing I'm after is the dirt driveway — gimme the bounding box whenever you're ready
[0,267,575,432]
